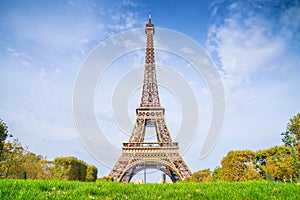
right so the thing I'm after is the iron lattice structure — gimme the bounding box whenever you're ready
[109,16,192,183]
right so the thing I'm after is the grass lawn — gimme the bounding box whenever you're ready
[0,179,299,199]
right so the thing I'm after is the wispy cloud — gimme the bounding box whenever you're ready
[122,0,139,7]
[5,2,104,57]
[108,11,142,33]
[207,1,299,94]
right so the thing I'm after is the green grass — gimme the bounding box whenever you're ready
[0,179,299,199]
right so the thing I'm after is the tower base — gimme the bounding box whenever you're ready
[109,142,192,182]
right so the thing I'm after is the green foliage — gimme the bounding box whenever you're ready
[221,150,260,181]
[287,112,300,151]
[256,146,296,181]
[215,145,298,182]
[184,168,212,182]
[20,172,27,179]
[0,119,8,157]
[53,157,88,181]
[285,112,300,181]
[212,166,223,181]
[266,172,274,181]
[97,175,113,182]
[0,139,51,179]
[0,139,97,181]
[0,139,24,178]
[86,165,98,182]
[0,179,299,199]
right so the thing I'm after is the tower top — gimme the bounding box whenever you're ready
[145,12,154,34]
[148,12,151,23]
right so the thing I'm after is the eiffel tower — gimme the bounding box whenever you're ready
[109,14,192,183]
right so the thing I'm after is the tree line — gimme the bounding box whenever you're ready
[0,119,98,181]
[185,112,300,182]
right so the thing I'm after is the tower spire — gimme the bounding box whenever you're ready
[148,12,151,23]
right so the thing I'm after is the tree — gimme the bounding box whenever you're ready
[286,112,300,151]
[212,166,223,181]
[97,176,113,182]
[0,137,96,181]
[53,157,88,181]
[0,139,26,178]
[0,139,51,179]
[221,150,260,181]
[281,112,300,181]
[22,153,52,180]
[86,165,98,182]
[0,119,8,157]
[256,146,296,181]
[184,168,212,182]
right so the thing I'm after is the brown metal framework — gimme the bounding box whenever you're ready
[109,15,192,182]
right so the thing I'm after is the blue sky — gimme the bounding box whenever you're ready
[1,0,300,180]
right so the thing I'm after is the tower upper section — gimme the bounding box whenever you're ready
[140,14,161,108]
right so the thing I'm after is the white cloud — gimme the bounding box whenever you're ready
[8,7,103,55]
[279,3,300,46]
[206,1,299,98]
[108,11,141,33]
[122,0,139,7]
[208,14,285,77]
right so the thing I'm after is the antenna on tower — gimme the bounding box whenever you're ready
[148,12,152,23]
